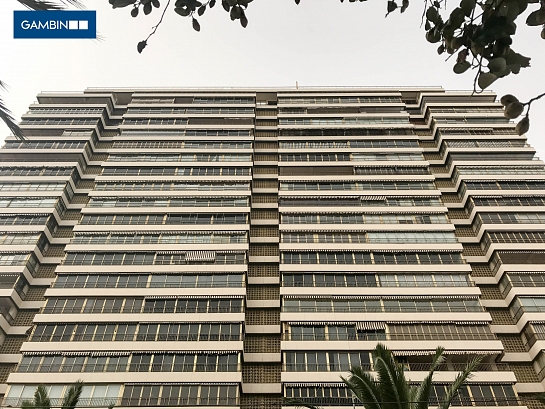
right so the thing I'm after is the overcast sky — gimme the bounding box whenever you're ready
[0,0,544,154]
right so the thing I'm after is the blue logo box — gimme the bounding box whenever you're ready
[14,10,96,39]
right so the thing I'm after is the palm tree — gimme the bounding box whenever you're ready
[290,343,482,409]
[21,381,83,409]
[1,0,85,141]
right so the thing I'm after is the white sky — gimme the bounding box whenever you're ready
[0,0,544,154]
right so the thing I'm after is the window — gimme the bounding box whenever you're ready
[108,154,251,162]
[121,384,238,406]
[72,232,247,245]
[0,183,65,191]
[280,181,435,191]
[282,297,482,313]
[284,351,371,372]
[95,182,250,191]
[281,213,447,224]
[3,141,86,149]
[102,166,250,176]
[5,384,121,407]
[17,353,239,373]
[282,251,463,265]
[278,96,402,104]
[0,167,74,177]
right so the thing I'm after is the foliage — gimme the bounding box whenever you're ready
[17,0,84,9]
[109,0,545,135]
[21,381,84,409]
[2,0,543,137]
[0,81,25,141]
[287,343,482,409]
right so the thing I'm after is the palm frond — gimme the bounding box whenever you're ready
[284,398,321,409]
[61,381,84,409]
[373,343,411,409]
[341,365,381,409]
[21,399,35,409]
[438,355,482,409]
[413,347,446,409]
[16,0,85,10]
[59,0,85,8]
[0,81,25,141]
[408,385,420,409]
[34,385,51,409]
[17,0,64,10]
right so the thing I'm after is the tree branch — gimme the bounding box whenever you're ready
[144,0,172,43]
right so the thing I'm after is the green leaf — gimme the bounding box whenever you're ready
[426,7,439,23]
[453,61,471,73]
[426,29,441,43]
[230,4,242,19]
[438,356,481,409]
[526,9,541,25]
[498,0,519,21]
[448,7,465,27]
[226,0,236,5]
[477,72,497,89]
[151,0,160,7]
[516,0,528,13]
[143,1,152,14]
[515,116,530,135]
[386,0,398,16]
[504,101,524,118]
[192,17,201,31]
[401,0,409,12]
[209,0,216,7]
[460,0,475,16]
[34,385,51,409]
[240,12,248,27]
[222,0,229,11]
[414,347,446,409]
[198,4,205,15]
[137,40,147,53]
[61,381,83,409]
[130,6,138,16]
[504,50,531,67]
[186,0,202,7]
[500,94,519,106]
[488,57,507,72]
[110,0,136,8]
[174,6,191,15]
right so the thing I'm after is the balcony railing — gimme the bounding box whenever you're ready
[283,362,510,372]
[511,306,545,322]
[41,306,244,314]
[51,281,245,289]
[30,333,243,342]
[17,363,240,373]
[284,280,474,288]
[283,397,521,407]
[282,306,484,313]
[1,397,240,407]
[282,332,496,341]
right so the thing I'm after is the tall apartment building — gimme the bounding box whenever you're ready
[0,87,544,409]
